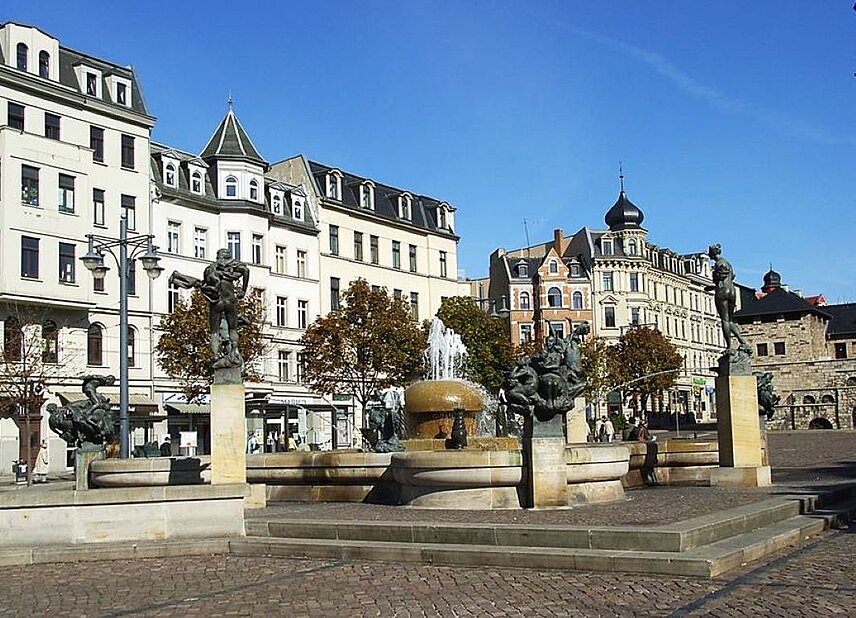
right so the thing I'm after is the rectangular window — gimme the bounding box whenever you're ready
[275,245,286,274]
[58,242,75,283]
[57,174,75,214]
[21,236,39,278]
[756,343,769,357]
[297,300,308,329]
[330,277,340,311]
[121,194,136,229]
[392,241,401,269]
[120,134,135,169]
[629,272,639,292]
[520,324,533,342]
[834,342,848,359]
[90,126,104,162]
[410,292,419,320]
[329,225,339,255]
[86,72,98,96]
[296,352,306,383]
[604,306,616,328]
[94,273,104,292]
[93,189,105,225]
[602,272,614,292]
[22,165,39,205]
[8,102,24,131]
[44,113,60,140]
[276,296,287,327]
[550,322,565,339]
[128,259,137,295]
[116,82,127,105]
[631,307,640,325]
[168,283,179,312]
[193,227,207,259]
[167,221,181,254]
[439,251,448,278]
[409,244,417,273]
[393,289,402,301]
[278,350,291,382]
[296,250,307,278]
[370,235,379,265]
[773,341,786,356]
[252,234,263,265]
[353,232,364,262]
[227,232,241,260]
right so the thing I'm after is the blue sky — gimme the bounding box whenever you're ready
[9,2,856,300]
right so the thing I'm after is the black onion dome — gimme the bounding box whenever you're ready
[763,268,782,290]
[604,190,645,231]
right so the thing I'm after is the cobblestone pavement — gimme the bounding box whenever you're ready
[1,523,853,617]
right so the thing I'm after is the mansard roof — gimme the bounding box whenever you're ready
[200,107,266,165]
[825,303,856,338]
[307,161,456,238]
[734,287,831,321]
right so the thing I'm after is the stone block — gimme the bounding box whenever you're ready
[75,448,105,491]
[244,483,266,509]
[210,382,247,485]
[566,397,588,444]
[715,376,763,468]
[710,465,772,488]
[524,437,568,508]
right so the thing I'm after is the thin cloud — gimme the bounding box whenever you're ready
[568,26,855,146]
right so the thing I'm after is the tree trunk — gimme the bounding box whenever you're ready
[25,412,32,487]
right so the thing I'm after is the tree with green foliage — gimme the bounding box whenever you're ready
[300,279,425,415]
[608,326,683,416]
[156,288,267,402]
[580,336,613,410]
[436,296,515,393]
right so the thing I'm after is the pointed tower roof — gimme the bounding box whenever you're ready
[604,164,645,231]
[200,102,266,165]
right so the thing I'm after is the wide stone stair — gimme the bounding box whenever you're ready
[235,489,856,578]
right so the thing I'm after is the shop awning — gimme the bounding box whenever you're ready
[57,391,162,416]
[164,402,210,415]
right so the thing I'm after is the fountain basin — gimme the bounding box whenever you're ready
[404,379,484,439]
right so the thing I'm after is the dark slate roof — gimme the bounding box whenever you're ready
[604,190,645,231]
[825,303,856,338]
[200,107,266,165]
[734,287,832,321]
[307,161,456,237]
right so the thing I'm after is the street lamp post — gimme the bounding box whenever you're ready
[80,215,163,458]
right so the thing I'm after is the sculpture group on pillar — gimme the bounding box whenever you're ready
[170,248,250,373]
[361,386,406,453]
[48,375,116,449]
[504,322,589,436]
[755,371,780,421]
[707,244,752,376]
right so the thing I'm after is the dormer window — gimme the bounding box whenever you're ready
[38,51,50,78]
[86,72,98,96]
[516,262,528,277]
[272,194,282,215]
[225,175,238,198]
[549,259,558,274]
[116,82,127,105]
[292,198,303,221]
[602,239,613,255]
[191,171,202,194]
[437,205,448,230]
[16,43,28,71]
[164,163,176,187]
[360,182,374,209]
[249,179,259,201]
[399,194,412,220]
[569,263,581,277]
[326,173,340,200]
[627,239,638,255]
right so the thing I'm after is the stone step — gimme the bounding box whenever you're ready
[246,497,803,553]
[231,513,830,578]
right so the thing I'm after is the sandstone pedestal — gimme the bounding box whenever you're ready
[524,435,568,508]
[210,368,246,485]
[75,446,106,490]
[713,374,771,488]
[565,397,589,444]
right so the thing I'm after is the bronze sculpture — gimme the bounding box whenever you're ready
[170,248,250,371]
[47,375,116,448]
[707,244,752,375]
[755,372,780,420]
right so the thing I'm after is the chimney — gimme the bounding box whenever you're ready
[553,228,564,254]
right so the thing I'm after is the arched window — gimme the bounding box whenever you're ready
[42,320,58,364]
[628,239,637,255]
[127,326,136,367]
[16,43,28,71]
[572,291,583,310]
[821,394,835,404]
[547,287,562,308]
[191,171,202,194]
[848,377,856,387]
[249,179,259,201]
[38,51,50,78]
[164,163,176,187]
[272,194,282,214]
[4,318,22,362]
[225,176,238,198]
[549,260,558,274]
[802,395,816,405]
[292,199,303,220]
[87,324,103,366]
[519,292,531,310]
[516,262,528,277]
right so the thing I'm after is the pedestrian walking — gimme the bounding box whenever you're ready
[159,436,172,456]
[594,417,604,443]
[33,440,49,483]
[603,416,616,443]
